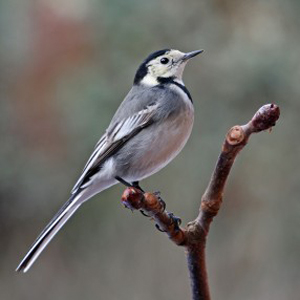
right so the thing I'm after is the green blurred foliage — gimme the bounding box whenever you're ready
[0,0,299,299]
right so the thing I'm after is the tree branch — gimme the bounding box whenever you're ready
[121,103,280,300]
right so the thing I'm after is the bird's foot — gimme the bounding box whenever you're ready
[140,210,151,217]
[140,191,165,218]
[168,212,182,232]
[154,212,181,233]
[154,191,166,212]
[155,223,166,232]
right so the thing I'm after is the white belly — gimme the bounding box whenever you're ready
[125,105,194,181]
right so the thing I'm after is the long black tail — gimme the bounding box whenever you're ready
[16,195,81,273]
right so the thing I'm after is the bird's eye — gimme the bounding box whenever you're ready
[160,57,169,64]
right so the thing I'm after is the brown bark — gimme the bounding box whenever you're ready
[121,103,280,300]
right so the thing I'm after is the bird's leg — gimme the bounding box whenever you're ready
[116,176,150,217]
[115,176,133,188]
[131,181,145,192]
[115,177,145,192]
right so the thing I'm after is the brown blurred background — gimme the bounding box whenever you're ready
[1,0,299,299]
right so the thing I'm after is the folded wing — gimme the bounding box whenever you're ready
[71,103,158,194]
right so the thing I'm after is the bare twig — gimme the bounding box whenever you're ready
[121,189,186,245]
[121,104,280,300]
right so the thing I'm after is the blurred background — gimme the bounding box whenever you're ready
[1,0,299,299]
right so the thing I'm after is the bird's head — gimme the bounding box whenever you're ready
[134,49,203,86]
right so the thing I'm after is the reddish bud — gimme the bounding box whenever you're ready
[252,104,280,132]
[144,193,164,212]
[121,187,144,210]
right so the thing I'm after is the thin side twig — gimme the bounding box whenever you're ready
[121,189,186,245]
[121,103,280,300]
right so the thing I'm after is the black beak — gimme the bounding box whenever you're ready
[182,49,204,61]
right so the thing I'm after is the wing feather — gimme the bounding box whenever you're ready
[71,103,158,194]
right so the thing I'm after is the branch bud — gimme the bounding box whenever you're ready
[121,187,144,210]
[251,103,280,132]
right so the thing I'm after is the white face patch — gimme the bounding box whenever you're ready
[140,49,188,86]
[141,73,159,86]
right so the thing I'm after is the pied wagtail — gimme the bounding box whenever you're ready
[16,48,203,272]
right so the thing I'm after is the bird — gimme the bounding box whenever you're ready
[16,48,203,273]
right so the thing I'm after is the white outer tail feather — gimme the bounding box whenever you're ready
[16,199,81,273]
[16,174,117,273]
